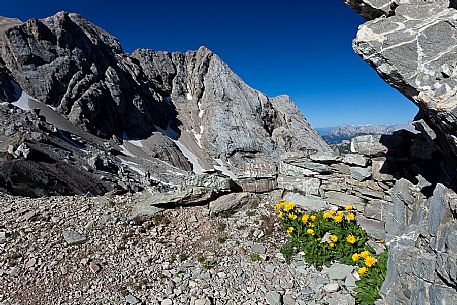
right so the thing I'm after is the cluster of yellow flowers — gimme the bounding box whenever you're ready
[274,200,295,211]
[352,250,377,276]
[274,200,296,219]
[322,205,355,223]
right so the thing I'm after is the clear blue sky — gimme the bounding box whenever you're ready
[0,0,417,128]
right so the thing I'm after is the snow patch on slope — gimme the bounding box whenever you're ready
[121,132,144,148]
[119,145,135,157]
[214,159,238,180]
[174,140,204,174]
[154,121,205,174]
[120,159,145,176]
[12,91,33,111]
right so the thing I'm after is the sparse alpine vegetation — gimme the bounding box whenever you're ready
[274,200,387,305]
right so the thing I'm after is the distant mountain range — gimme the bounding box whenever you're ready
[316,123,415,144]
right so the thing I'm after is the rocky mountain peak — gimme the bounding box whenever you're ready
[0,12,330,197]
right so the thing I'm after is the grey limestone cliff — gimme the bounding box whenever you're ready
[0,12,329,196]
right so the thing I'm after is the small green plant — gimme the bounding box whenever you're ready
[217,236,227,243]
[120,289,129,297]
[217,223,227,232]
[198,257,216,269]
[250,197,260,208]
[260,214,269,221]
[246,210,255,217]
[250,253,261,262]
[169,254,176,264]
[248,228,255,239]
[280,242,294,263]
[179,253,189,261]
[354,249,388,305]
[202,259,216,269]
[218,210,235,218]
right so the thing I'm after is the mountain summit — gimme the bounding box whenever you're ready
[0,12,329,196]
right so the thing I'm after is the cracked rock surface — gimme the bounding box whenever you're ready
[344,0,457,303]
[344,0,457,186]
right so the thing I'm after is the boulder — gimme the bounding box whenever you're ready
[324,191,366,211]
[342,154,367,167]
[371,158,395,182]
[279,161,318,177]
[277,176,320,196]
[364,199,390,222]
[357,215,386,240]
[328,263,355,281]
[381,180,457,303]
[350,135,387,157]
[130,191,165,222]
[309,152,339,164]
[236,177,277,193]
[182,174,235,192]
[283,192,329,211]
[209,192,254,215]
[349,166,372,181]
[130,186,224,220]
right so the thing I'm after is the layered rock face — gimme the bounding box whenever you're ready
[344,1,457,303]
[0,12,329,196]
[132,48,330,173]
[343,0,457,186]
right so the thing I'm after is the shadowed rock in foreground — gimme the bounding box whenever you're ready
[343,1,457,303]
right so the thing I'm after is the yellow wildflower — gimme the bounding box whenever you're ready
[360,251,370,259]
[357,267,368,276]
[307,229,315,236]
[346,235,356,244]
[278,211,284,218]
[365,256,377,267]
[283,202,295,211]
[345,205,353,210]
[329,210,336,215]
[347,213,355,221]
[337,211,344,216]
[379,239,385,244]
[288,213,298,220]
[323,211,331,219]
[274,203,282,211]
[352,253,360,262]
[329,242,335,247]
[302,214,309,224]
[308,223,315,227]
[330,235,338,242]
[333,215,343,223]
[317,237,321,241]
[287,227,295,234]
[310,215,317,221]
